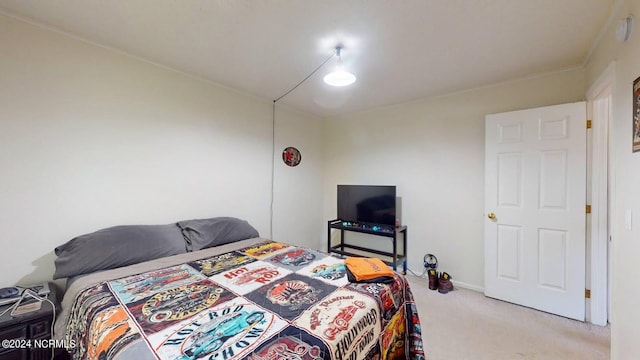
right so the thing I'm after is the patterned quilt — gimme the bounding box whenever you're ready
[62,241,425,360]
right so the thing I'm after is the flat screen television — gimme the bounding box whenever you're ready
[337,185,396,226]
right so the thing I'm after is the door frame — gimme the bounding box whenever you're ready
[586,61,615,326]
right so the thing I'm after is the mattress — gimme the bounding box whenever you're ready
[55,238,425,359]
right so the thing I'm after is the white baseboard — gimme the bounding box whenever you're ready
[404,271,485,293]
[451,280,484,293]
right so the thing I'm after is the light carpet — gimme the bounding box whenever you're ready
[405,275,610,359]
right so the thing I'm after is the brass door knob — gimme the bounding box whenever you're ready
[487,212,496,220]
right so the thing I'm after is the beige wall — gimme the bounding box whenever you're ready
[323,69,586,289]
[0,15,324,286]
[586,0,640,356]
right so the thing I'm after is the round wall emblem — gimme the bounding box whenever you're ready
[282,147,301,167]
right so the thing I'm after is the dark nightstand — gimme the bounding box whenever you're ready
[0,284,59,360]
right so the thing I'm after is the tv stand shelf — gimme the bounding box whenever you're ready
[327,219,407,274]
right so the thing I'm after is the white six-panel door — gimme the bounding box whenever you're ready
[484,102,587,321]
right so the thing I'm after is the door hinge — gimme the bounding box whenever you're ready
[585,289,591,299]
[586,205,591,214]
[587,120,592,129]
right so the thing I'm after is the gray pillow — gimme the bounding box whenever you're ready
[177,217,259,252]
[53,224,187,279]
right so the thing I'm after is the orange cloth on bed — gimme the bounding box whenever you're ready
[344,257,395,281]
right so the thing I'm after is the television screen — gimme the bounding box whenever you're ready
[337,185,396,226]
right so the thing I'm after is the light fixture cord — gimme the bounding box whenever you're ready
[273,52,336,102]
[270,49,338,239]
[270,100,276,239]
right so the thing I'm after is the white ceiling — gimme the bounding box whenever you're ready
[0,0,616,117]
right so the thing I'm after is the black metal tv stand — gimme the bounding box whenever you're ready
[327,219,407,274]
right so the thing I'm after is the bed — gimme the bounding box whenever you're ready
[53,219,425,360]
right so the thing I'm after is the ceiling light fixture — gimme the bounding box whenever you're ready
[323,46,356,87]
